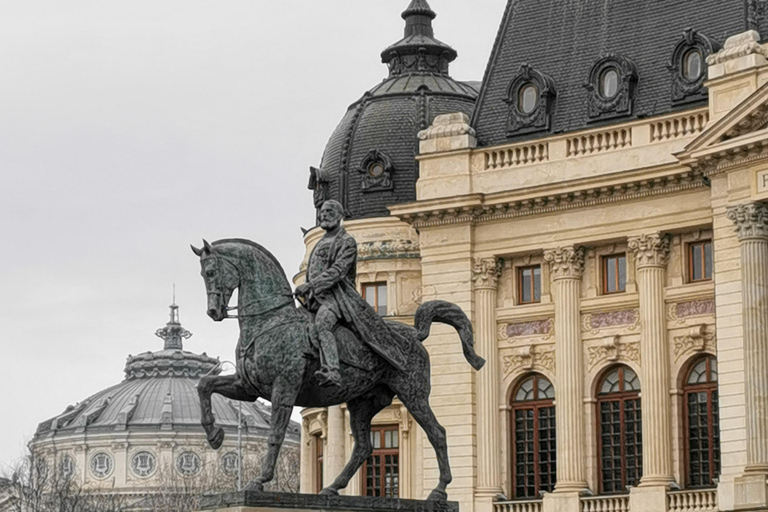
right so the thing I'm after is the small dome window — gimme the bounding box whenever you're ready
[669,29,720,104]
[358,150,394,193]
[683,49,703,81]
[600,68,619,99]
[518,84,538,114]
[368,161,385,178]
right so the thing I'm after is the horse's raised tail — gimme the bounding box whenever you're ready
[414,300,485,371]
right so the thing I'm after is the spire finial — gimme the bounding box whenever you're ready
[155,291,192,351]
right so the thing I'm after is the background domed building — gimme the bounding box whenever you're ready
[22,302,300,511]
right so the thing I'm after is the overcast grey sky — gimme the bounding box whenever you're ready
[0,0,505,468]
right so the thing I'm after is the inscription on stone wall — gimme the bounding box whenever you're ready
[756,168,768,197]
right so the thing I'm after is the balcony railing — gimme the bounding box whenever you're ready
[650,111,709,143]
[494,499,543,512]
[580,494,630,512]
[566,128,632,157]
[668,489,717,512]
[484,143,549,171]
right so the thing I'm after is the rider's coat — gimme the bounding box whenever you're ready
[305,228,409,371]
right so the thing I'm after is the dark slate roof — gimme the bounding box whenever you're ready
[471,0,756,146]
[313,0,478,221]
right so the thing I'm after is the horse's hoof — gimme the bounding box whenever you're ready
[207,426,225,450]
[243,479,264,492]
[427,488,448,501]
[319,487,339,496]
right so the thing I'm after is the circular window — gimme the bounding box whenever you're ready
[599,68,620,99]
[90,452,113,479]
[59,455,76,480]
[131,451,157,478]
[176,451,201,477]
[221,452,239,475]
[368,162,385,178]
[518,84,538,114]
[683,49,703,81]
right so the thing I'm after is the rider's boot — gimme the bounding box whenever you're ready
[315,330,342,387]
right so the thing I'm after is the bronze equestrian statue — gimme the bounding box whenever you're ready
[192,202,485,501]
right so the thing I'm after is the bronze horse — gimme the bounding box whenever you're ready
[192,239,484,500]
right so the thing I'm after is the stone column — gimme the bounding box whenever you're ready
[727,203,768,508]
[628,234,675,487]
[325,405,347,493]
[544,247,588,496]
[300,418,313,493]
[473,257,503,505]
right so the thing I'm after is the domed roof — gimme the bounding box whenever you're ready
[309,0,479,222]
[34,303,299,440]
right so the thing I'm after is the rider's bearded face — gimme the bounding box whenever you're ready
[319,205,342,230]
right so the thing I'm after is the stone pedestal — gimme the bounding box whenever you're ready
[629,485,668,512]
[197,492,458,512]
[543,491,581,512]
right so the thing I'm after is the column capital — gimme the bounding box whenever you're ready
[472,257,502,290]
[544,246,584,280]
[727,202,768,240]
[628,233,670,268]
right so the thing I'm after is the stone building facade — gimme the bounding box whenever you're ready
[298,2,768,512]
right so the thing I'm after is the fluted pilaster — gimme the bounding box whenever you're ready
[628,233,674,486]
[473,257,503,496]
[300,419,313,493]
[544,247,587,492]
[727,202,768,473]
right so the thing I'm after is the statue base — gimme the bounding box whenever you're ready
[197,492,458,512]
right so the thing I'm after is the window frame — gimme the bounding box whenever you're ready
[361,425,400,498]
[510,374,557,499]
[687,240,713,283]
[315,434,324,493]
[362,282,388,316]
[517,265,542,305]
[601,254,627,295]
[596,365,643,494]
[683,356,720,488]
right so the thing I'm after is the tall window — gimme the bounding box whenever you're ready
[598,366,642,494]
[518,266,542,304]
[688,241,713,282]
[363,283,387,316]
[511,374,557,498]
[684,356,720,488]
[314,434,324,493]
[363,426,399,497]
[602,254,627,294]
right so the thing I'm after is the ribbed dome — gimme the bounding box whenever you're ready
[309,0,478,222]
[34,303,299,439]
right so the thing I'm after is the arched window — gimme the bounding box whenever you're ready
[597,366,642,494]
[510,374,556,498]
[684,356,720,488]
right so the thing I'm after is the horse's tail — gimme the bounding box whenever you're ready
[414,300,485,371]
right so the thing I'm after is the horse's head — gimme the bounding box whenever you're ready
[191,240,239,322]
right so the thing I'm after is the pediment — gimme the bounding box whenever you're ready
[677,81,768,167]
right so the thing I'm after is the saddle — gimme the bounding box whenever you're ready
[297,308,379,372]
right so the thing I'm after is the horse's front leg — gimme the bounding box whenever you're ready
[197,374,256,450]
[245,376,299,492]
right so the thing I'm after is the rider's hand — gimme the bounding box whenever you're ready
[294,283,312,298]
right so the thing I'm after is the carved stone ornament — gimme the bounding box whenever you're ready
[584,53,638,121]
[503,344,555,375]
[628,233,670,268]
[358,239,420,261]
[668,29,720,104]
[544,247,584,280]
[667,299,716,324]
[473,257,503,290]
[586,336,640,370]
[706,30,766,65]
[726,202,768,240]
[673,324,716,360]
[582,309,640,334]
[358,150,394,193]
[418,112,476,140]
[505,63,556,136]
[499,319,554,341]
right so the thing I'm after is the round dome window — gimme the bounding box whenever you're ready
[176,451,201,477]
[518,84,538,114]
[131,451,157,478]
[599,68,619,99]
[368,162,385,178]
[90,452,113,479]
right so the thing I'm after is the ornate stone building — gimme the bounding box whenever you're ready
[21,302,300,510]
[298,1,768,512]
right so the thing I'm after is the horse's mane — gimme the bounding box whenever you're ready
[212,238,290,281]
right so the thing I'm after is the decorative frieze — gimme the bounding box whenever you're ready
[726,202,768,240]
[673,324,716,359]
[586,336,640,370]
[473,257,503,290]
[582,309,639,334]
[544,247,585,280]
[628,233,670,268]
[667,299,716,323]
[499,319,554,341]
[502,345,555,375]
[357,239,420,260]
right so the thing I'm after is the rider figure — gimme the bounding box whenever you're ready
[294,200,353,387]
